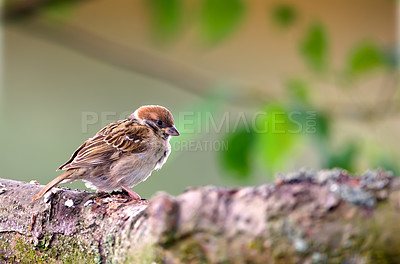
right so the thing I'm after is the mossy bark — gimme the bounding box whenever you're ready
[0,169,399,263]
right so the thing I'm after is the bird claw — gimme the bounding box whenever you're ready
[120,185,141,200]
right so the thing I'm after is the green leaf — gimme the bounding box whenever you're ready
[325,141,358,172]
[287,108,330,140]
[201,0,245,44]
[314,112,330,140]
[256,104,301,172]
[271,4,297,28]
[346,41,385,78]
[284,79,330,140]
[148,0,182,42]
[220,127,255,179]
[300,22,328,73]
[285,79,310,105]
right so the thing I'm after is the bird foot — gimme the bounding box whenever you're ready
[120,185,141,200]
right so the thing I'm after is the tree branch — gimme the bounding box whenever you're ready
[0,169,399,263]
[3,0,88,20]
[7,18,215,99]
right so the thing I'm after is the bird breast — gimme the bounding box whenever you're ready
[112,137,171,187]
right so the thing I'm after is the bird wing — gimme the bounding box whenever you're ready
[58,119,151,170]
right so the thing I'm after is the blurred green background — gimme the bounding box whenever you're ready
[1,0,398,198]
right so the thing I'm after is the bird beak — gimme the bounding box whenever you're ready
[164,126,180,136]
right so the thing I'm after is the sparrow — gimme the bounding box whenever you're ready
[31,105,180,203]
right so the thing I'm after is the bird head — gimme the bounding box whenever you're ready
[130,105,180,138]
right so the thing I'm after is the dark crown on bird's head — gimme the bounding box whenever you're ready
[130,105,175,126]
[128,105,179,137]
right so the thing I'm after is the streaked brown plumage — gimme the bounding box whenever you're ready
[31,105,179,203]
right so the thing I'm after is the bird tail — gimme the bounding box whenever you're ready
[31,170,73,203]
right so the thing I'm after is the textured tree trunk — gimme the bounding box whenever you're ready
[0,169,399,263]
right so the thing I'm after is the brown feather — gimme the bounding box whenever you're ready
[59,119,150,170]
[57,142,87,170]
[31,170,74,203]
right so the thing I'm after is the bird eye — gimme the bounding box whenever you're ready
[156,120,163,127]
